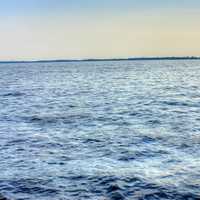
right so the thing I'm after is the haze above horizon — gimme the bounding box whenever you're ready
[1,0,200,60]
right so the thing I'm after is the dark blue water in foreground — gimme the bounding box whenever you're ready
[0,60,200,200]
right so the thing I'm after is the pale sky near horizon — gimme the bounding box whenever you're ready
[0,0,200,60]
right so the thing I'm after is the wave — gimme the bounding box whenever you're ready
[1,92,25,97]
[1,175,199,200]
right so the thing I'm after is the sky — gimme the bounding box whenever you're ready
[0,0,200,60]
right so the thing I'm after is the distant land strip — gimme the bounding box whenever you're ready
[0,57,200,64]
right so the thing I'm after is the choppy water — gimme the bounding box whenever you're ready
[0,60,200,200]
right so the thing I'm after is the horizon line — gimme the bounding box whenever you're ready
[0,56,200,64]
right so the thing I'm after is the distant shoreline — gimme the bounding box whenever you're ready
[0,57,200,64]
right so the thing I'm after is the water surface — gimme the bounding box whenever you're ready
[0,60,200,199]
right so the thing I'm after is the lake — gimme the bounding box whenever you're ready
[0,60,200,200]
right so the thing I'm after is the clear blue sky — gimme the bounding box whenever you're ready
[0,0,200,60]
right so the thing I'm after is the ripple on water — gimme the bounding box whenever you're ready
[0,61,200,199]
[1,92,25,98]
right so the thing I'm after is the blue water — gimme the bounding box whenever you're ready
[0,60,200,200]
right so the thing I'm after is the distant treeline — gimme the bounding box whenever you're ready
[0,56,200,64]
